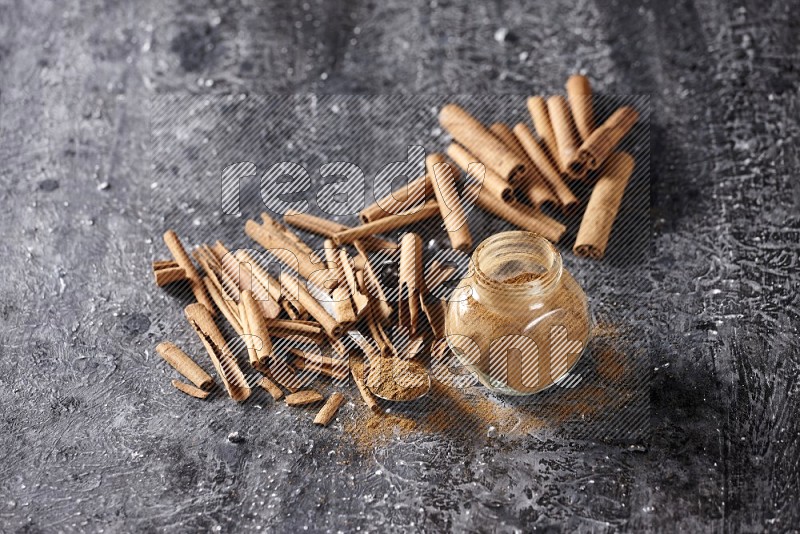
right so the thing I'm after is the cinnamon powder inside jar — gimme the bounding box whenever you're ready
[445,231,591,395]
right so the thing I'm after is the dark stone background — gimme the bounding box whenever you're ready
[0,0,798,532]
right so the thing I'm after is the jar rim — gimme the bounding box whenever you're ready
[472,231,563,295]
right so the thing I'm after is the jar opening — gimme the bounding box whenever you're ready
[472,231,563,296]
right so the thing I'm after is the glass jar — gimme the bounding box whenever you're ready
[444,231,590,395]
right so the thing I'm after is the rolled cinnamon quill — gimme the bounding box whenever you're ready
[245,215,330,286]
[171,380,210,399]
[439,104,526,183]
[240,289,273,366]
[512,124,579,212]
[314,392,345,426]
[350,359,380,413]
[575,107,639,172]
[565,74,594,141]
[156,341,214,390]
[574,152,635,259]
[152,260,186,287]
[526,96,560,167]
[426,154,472,251]
[184,303,251,402]
[352,240,393,322]
[279,272,343,338]
[283,210,397,251]
[163,230,215,314]
[258,375,284,400]
[489,123,558,210]
[465,182,566,243]
[547,95,584,179]
[338,248,369,315]
[360,169,433,223]
[398,233,424,334]
[202,276,243,335]
[331,200,439,246]
[447,143,514,204]
[285,390,325,407]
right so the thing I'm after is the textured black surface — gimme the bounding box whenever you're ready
[0,0,798,532]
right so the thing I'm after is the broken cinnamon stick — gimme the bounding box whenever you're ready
[566,74,594,141]
[171,380,210,399]
[285,390,325,407]
[279,272,343,338]
[398,233,424,334]
[184,303,251,402]
[258,375,284,400]
[512,124,579,213]
[314,392,345,426]
[547,95,584,178]
[426,154,473,252]
[163,230,215,313]
[439,103,527,183]
[574,152,636,259]
[331,200,440,246]
[350,359,380,413]
[240,289,273,366]
[283,210,398,250]
[152,260,186,287]
[359,169,434,223]
[526,96,560,168]
[245,215,329,285]
[156,341,214,390]
[575,107,639,172]
[446,143,514,204]
[352,240,393,321]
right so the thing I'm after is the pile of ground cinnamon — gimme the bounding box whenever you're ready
[365,356,429,401]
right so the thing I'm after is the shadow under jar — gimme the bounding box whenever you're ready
[445,231,591,395]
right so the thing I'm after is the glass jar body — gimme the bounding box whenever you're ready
[444,232,590,395]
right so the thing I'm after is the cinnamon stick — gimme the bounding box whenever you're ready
[426,154,473,252]
[234,250,306,320]
[156,341,214,390]
[446,143,514,204]
[350,359,380,413]
[171,380,210,399]
[212,243,282,319]
[202,276,243,335]
[398,232,423,334]
[331,200,440,246]
[279,272,343,338]
[489,123,558,209]
[245,215,329,285]
[337,249,369,316]
[332,286,357,324]
[152,260,186,287]
[314,392,345,426]
[439,103,527,183]
[352,240,393,321]
[526,96,560,167]
[184,303,251,402]
[547,95,584,178]
[465,182,566,243]
[359,169,433,223]
[575,107,639,172]
[258,376,284,400]
[283,210,398,251]
[566,74,594,141]
[574,152,635,259]
[240,289,273,366]
[285,390,325,407]
[512,124,579,212]
[163,230,215,313]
